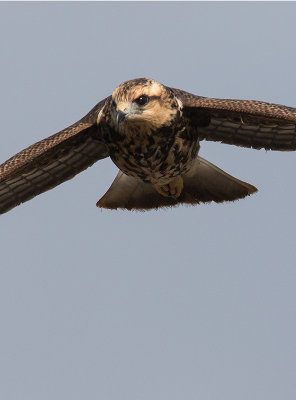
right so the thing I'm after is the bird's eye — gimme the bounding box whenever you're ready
[134,95,149,106]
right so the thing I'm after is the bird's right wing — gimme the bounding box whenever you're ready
[0,97,111,214]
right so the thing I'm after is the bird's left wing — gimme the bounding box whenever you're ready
[0,97,111,214]
[171,88,296,151]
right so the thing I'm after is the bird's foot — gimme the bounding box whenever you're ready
[154,176,184,198]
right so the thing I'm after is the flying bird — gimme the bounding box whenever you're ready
[1,77,296,214]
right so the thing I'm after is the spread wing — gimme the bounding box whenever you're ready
[171,88,296,151]
[0,97,111,214]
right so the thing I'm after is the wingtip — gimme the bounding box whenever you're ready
[247,184,258,195]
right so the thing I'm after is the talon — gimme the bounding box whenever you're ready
[154,176,183,198]
[154,184,170,197]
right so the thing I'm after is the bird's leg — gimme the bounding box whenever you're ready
[154,175,184,198]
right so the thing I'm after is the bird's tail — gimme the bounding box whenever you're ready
[96,156,257,211]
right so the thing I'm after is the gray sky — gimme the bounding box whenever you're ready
[0,2,296,399]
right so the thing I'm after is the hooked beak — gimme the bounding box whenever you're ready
[114,102,130,130]
[115,110,126,130]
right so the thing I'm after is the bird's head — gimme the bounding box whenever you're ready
[110,78,181,134]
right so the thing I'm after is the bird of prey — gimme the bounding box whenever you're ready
[0,77,296,214]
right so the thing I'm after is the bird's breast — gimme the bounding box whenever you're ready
[103,124,199,185]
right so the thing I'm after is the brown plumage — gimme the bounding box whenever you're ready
[0,77,296,214]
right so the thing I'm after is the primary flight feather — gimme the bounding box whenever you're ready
[1,77,296,214]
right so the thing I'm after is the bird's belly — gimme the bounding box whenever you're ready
[109,137,200,185]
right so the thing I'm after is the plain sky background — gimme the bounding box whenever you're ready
[0,2,296,400]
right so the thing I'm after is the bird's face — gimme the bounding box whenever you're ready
[110,78,180,134]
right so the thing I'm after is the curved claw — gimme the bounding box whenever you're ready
[154,175,184,198]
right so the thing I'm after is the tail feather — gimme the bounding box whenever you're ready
[96,156,257,211]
